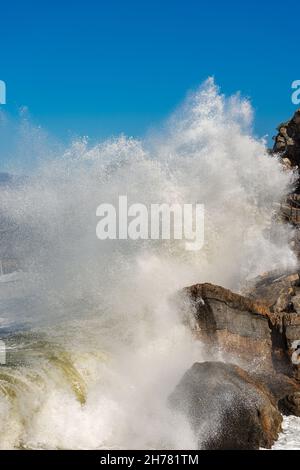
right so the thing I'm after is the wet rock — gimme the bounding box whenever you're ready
[243,270,299,310]
[182,273,300,413]
[252,371,300,416]
[184,282,275,370]
[169,361,282,449]
[272,110,300,242]
[244,270,300,381]
[273,109,300,169]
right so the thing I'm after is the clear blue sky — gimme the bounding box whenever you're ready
[0,0,299,147]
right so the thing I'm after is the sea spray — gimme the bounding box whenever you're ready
[0,78,297,448]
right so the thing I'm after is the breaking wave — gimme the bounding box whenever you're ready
[0,78,297,449]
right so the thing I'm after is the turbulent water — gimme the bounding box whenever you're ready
[0,78,298,449]
[273,417,300,450]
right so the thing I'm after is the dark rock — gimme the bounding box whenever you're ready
[184,282,275,370]
[279,391,300,416]
[242,270,299,310]
[182,275,300,414]
[252,371,300,415]
[243,270,300,382]
[273,109,300,170]
[272,110,300,244]
[169,361,282,449]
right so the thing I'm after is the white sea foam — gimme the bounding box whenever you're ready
[272,416,300,450]
[0,78,298,449]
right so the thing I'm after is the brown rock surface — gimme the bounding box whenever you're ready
[273,109,300,171]
[184,282,276,370]
[182,272,300,415]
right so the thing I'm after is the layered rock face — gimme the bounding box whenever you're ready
[244,270,300,382]
[184,273,300,378]
[185,282,274,370]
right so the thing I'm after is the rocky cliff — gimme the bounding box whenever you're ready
[171,271,300,449]
[273,109,300,172]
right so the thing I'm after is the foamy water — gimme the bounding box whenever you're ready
[273,416,300,450]
[0,78,298,449]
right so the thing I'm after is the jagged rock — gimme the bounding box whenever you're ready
[273,109,300,170]
[279,391,300,417]
[242,270,299,310]
[272,110,300,238]
[244,270,300,381]
[252,371,300,415]
[183,274,300,414]
[184,282,275,370]
[169,362,282,449]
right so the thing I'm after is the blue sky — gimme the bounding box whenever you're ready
[0,0,299,150]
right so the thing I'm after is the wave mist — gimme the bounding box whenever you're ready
[0,78,296,449]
